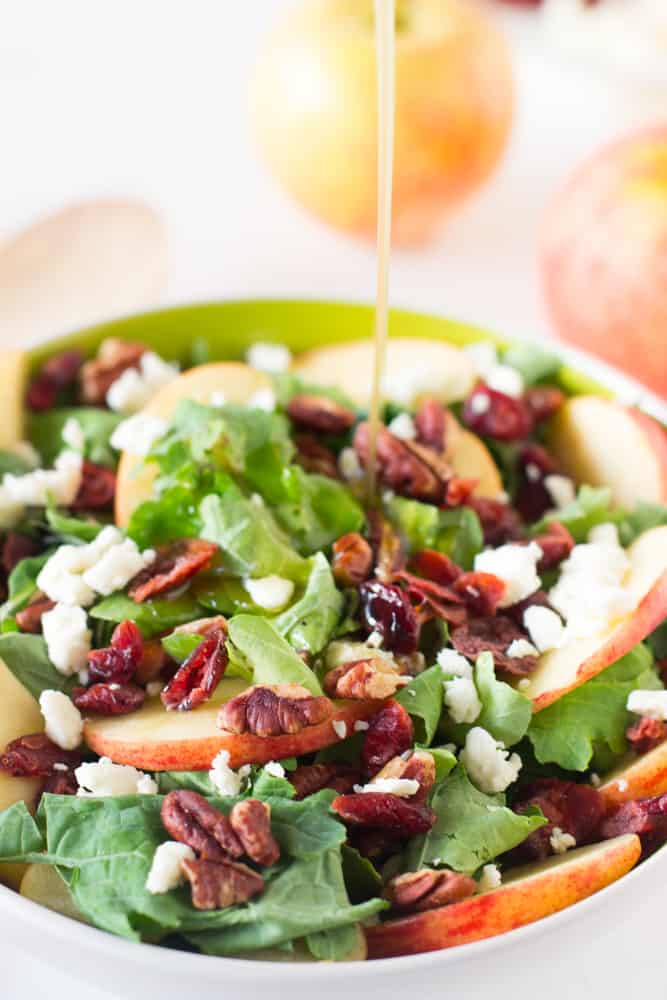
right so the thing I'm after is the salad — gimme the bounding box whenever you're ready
[0,330,666,963]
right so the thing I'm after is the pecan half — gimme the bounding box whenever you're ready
[287,394,356,434]
[0,733,81,777]
[73,682,145,715]
[323,657,407,701]
[161,790,243,861]
[451,616,538,676]
[79,338,146,405]
[332,532,373,588]
[332,792,436,836]
[70,461,116,511]
[182,857,264,910]
[218,684,333,737]
[1,533,42,575]
[354,423,442,502]
[626,717,667,756]
[173,615,228,637]
[384,868,476,913]
[289,762,360,800]
[362,701,413,779]
[229,799,280,867]
[15,596,55,634]
[372,750,436,803]
[161,628,228,712]
[41,767,79,797]
[294,433,339,479]
[414,397,446,452]
[88,619,143,684]
[129,539,218,603]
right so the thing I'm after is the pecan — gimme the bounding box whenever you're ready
[161,790,243,861]
[600,794,667,856]
[453,571,506,617]
[70,461,116,511]
[289,762,360,800]
[512,778,605,862]
[73,682,145,715]
[173,615,228,637]
[182,857,264,910]
[0,733,81,777]
[324,657,408,701]
[332,792,436,836]
[373,750,436,803]
[462,385,533,442]
[626,717,667,755]
[161,628,228,712]
[466,496,524,546]
[79,338,146,405]
[27,350,83,412]
[287,394,356,435]
[411,549,460,586]
[359,580,420,653]
[402,439,454,490]
[353,423,442,503]
[16,596,55,634]
[451,616,539,676]
[88,619,143,684]
[524,385,565,424]
[1,533,42,575]
[384,868,476,913]
[332,532,373,588]
[362,701,414,780]
[128,538,217,602]
[229,799,280,867]
[414,397,446,452]
[532,521,575,571]
[294,434,339,479]
[515,443,559,522]
[218,683,333,737]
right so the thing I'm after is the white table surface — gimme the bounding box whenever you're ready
[1,3,666,997]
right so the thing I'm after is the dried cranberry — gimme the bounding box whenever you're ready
[393,571,467,628]
[515,443,558,523]
[600,794,667,856]
[290,763,360,800]
[161,628,228,711]
[27,350,83,412]
[129,539,218,603]
[1,533,42,574]
[451,616,538,676]
[414,398,446,452]
[0,733,81,777]
[362,701,414,780]
[462,385,533,442]
[332,792,436,836]
[466,496,524,546]
[359,580,420,654]
[15,597,55,634]
[444,477,478,507]
[88,620,143,684]
[512,778,605,862]
[532,521,575,570]
[453,571,506,617]
[73,682,145,715]
[626,717,667,756]
[411,549,461,586]
[71,461,116,511]
[524,385,566,423]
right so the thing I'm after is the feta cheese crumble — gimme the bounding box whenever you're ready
[627,690,667,722]
[264,761,286,779]
[145,841,195,895]
[332,720,347,740]
[3,449,83,508]
[474,542,542,608]
[136,774,159,795]
[106,352,179,413]
[355,778,420,797]
[544,474,576,510]
[485,365,524,399]
[41,603,92,675]
[550,827,576,855]
[478,864,502,893]
[523,605,564,653]
[460,727,522,794]
[338,447,363,481]
[464,341,498,377]
[437,648,473,678]
[75,757,155,797]
[39,690,83,750]
[245,575,294,611]
[506,638,539,659]
[444,677,482,725]
[246,341,292,374]
[387,413,417,441]
[82,538,155,597]
[62,417,85,452]
[248,388,277,412]
[110,413,168,456]
[354,720,370,732]
[209,750,250,796]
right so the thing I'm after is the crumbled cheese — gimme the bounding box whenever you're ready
[37,525,125,606]
[110,413,168,456]
[106,352,178,413]
[478,863,502,893]
[588,522,620,547]
[146,680,164,698]
[590,772,601,788]
[264,760,286,779]
[41,604,91,675]
[355,778,420,797]
[209,390,226,407]
[460,727,522,794]
[332,720,348,740]
[39,690,83,750]
[366,630,384,649]
[627,690,667,721]
[437,648,473,678]
[136,774,159,795]
[75,756,154,797]
[3,449,83,508]
[550,827,576,855]
[387,413,417,441]
[485,364,524,399]
[354,720,370,732]
[245,575,294,611]
[469,393,491,416]
[523,606,564,653]
[248,388,277,412]
[145,841,195,894]
[62,417,85,452]
[474,542,542,608]
[506,638,539,659]
[518,678,531,691]
[11,441,41,469]
[82,538,155,597]
[209,750,246,796]
[444,677,482,725]
[544,474,576,510]
[338,447,363,481]
[245,341,292,374]
[464,341,498,377]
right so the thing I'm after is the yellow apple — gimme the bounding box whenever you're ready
[20,864,87,923]
[599,740,667,809]
[0,350,27,449]
[251,0,514,246]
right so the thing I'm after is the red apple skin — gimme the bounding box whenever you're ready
[365,835,641,959]
[628,409,667,499]
[600,741,667,810]
[541,127,667,398]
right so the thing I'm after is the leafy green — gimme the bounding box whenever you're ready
[157,772,217,796]
[0,552,49,620]
[128,485,203,549]
[305,923,365,962]
[273,466,364,555]
[618,503,667,546]
[647,620,667,661]
[502,343,561,385]
[0,634,76,699]
[341,845,383,903]
[527,645,662,772]
[0,801,45,860]
[475,653,532,748]
[228,615,323,696]
[161,632,203,663]
[46,505,103,543]
[403,765,546,875]
[0,450,35,476]
[28,407,123,467]
[384,495,482,569]
[428,747,458,782]
[396,666,444,745]
[272,553,343,655]
[89,593,204,639]
[533,486,620,543]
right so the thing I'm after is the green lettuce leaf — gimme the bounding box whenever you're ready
[89,592,204,638]
[0,801,45,860]
[502,343,561,385]
[128,485,204,549]
[272,553,343,655]
[475,652,532,748]
[228,615,323,696]
[0,552,50,620]
[396,666,444,745]
[270,372,356,412]
[273,466,364,556]
[161,632,203,663]
[532,486,621,543]
[0,634,76,699]
[28,407,123,467]
[618,503,667,545]
[0,450,35,476]
[384,495,482,569]
[45,505,103,543]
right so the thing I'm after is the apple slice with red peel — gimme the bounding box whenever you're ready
[366,834,641,959]
[546,396,667,507]
[599,741,667,809]
[84,678,383,771]
[115,362,272,527]
[444,415,503,498]
[523,525,667,712]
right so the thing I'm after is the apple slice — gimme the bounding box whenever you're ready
[547,396,667,507]
[366,834,640,959]
[292,338,476,408]
[115,362,272,527]
[522,525,667,711]
[0,350,27,449]
[599,740,667,809]
[84,678,383,771]
[20,864,87,923]
[444,416,503,498]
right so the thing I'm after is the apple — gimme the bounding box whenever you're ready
[546,397,667,509]
[365,834,641,958]
[522,526,667,711]
[20,864,87,923]
[84,679,384,771]
[0,351,27,449]
[541,127,667,398]
[115,362,272,527]
[599,741,667,810]
[250,0,513,246]
[0,661,44,889]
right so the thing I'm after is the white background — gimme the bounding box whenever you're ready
[1,2,666,997]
